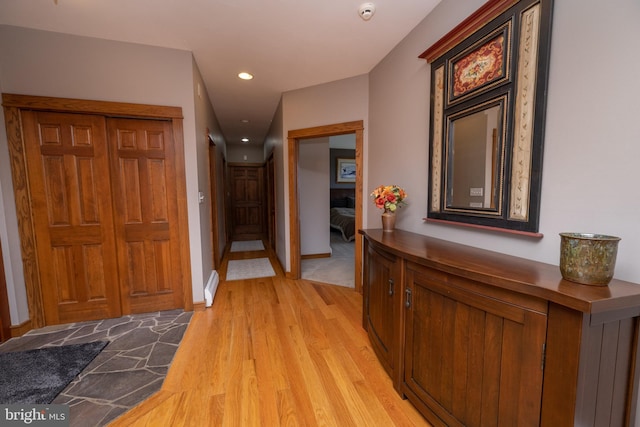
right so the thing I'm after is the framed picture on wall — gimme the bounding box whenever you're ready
[336,158,356,183]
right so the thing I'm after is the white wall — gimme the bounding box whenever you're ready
[0,25,216,322]
[279,74,369,271]
[367,0,640,285]
[299,137,331,256]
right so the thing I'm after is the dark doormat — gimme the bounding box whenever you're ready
[0,341,108,404]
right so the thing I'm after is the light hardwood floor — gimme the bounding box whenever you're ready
[109,243,430,426]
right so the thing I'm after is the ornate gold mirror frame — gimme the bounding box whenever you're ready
[421,0,554,235]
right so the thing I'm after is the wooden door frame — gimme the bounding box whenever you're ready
[287,121,364,292]
[0,240,11,341]
[221,156,232,246]
[266,152,276,252]
[207,134,221,269]
[2,93,194,329]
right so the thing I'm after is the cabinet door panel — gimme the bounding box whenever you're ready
[364,244,397,377]
[404,263,547,427]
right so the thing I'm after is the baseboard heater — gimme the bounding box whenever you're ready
[204,270,219,308]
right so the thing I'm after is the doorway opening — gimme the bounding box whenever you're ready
[287,121,364,292]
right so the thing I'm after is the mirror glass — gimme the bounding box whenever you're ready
[446,104,502,212]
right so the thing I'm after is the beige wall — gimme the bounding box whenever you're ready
[299,137,331,256]
[279,74,369,272]
[192,57,228,297]
[227,144,265,163]
[368,0,640,286]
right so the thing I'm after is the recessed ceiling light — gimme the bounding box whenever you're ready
[241,138,249,143]
[238,72,253,80]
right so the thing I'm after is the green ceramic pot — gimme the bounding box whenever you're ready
[559,233,621,286]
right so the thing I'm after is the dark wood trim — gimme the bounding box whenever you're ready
[628,319,640,425]
[288,121,363,139]
[208,134,222,270]
[2,93,183,119]
[222,156,232,246]
[301,253,331,260]
[9,318,32,338]
[192,301,207,312]
[286,136,300,281]
[2,105,46,328]
[266,153,277,253]
[419,0,519,63]
[171,118,194,311]
[287,121,364,292]
[354,128,364,293]
[0,240,11,341]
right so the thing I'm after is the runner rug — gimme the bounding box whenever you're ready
[226,257,275,281]
[0,341,108,404]
[230,240,265,252]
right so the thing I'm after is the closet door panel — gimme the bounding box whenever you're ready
[22,111,121,324]
[108,118,184,314]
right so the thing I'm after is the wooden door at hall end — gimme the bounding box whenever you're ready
[229,165,265,240]
[22,111,185,325]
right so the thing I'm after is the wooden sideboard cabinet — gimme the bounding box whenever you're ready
[360,229,640,426]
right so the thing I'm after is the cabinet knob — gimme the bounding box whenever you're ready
[388,278,394,296]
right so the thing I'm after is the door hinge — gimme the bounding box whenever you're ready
[541,343,546,370]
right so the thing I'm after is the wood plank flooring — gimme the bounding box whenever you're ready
[109,242,430,426]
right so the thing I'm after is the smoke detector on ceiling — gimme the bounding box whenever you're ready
[358,3,376,21]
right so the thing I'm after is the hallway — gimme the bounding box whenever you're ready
[110,240,430,426]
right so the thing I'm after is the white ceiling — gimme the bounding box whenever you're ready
[0,0,441,145]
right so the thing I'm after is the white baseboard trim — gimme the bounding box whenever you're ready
[204,270,219,308]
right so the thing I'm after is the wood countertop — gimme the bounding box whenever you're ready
[360,229,640,315]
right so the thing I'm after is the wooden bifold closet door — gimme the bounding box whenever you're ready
[22,111,184,325]
[108,118,184,315]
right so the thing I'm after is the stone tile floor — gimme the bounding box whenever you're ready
[0,309,193,426]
